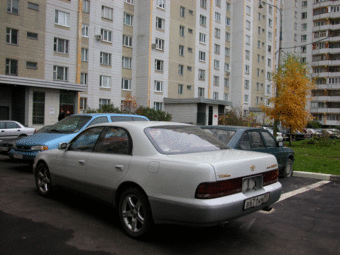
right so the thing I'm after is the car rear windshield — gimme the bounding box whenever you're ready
[145,126,230,155]
[48,116,92,134]
[110,116,147,121]
[202,128,236,145]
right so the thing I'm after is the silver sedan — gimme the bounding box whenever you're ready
[33,122,282,238]
[0,120,36,139]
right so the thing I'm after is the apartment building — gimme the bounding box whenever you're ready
[0,0,86,127]
[1,0,283,127]
[282,0,340,127]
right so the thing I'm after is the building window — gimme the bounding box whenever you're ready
[245,65,250,74]
[215,28,221,38]
[54,38,69,54]
[156,17,165,30]
[180,25,185,37]
[224,63,229,72]
[7,0,19,14]
[199,51,206,62]
[32,92,45,125]
[154,102,163,111]
[200,0,207,9]
[214,60,220,69]
[301,23,307,30]
[214,44,220,54]
[5,59,18,75]
[122,57,132,69]
[224,78,229,88]
[83,0,90,13]
[155,38,164,50]
[154,80,163,92]
[246,20,251,30]
[225,47,230,57]
[179,45,184,56]
[226,17,231,26]
[178,84,183,95]
[6,28,18,44]
[268,31,272,40]
[102,6,113,20]
[301,12,307,19]
[28,2,39,11]
[82,24,89,37]
[199,33,206,44]
[267,85,271,93]
[268,58,271,67]
[198,69,205,80]
[301,46,306,53]
[26,61,37,69]
[122,78,132,90]
[53,66,68,81]
[180,6,185,17]
[213,92,219,100]
[245,50,250,60]
[100,76,112,88]
[215,12,221,22]
[224,93,229,101]
[213,76,220,86]
[301,35,307,42]
[123,34,132,47]
[245,80,249,89]
[99,99,111,108]
[27,32,38,39]
[101,29,112,42]
[245,35,250,45]
[225,32,230,41]
[244,95,249,104]
[188,28,193,34]
[81,48,88,62]
[198,87,205,98]
[100,52,112,66]
[124,13,133,26]
[80,73,87,85]
[55,10,70,27]
[155,59,164,72]
[200,15,207,26]
[124,0,134,4]
[178,64,184,75]
[156,0,165,9]
[215,0,221,7]
[80,97,87,110]
[246,6,251,15]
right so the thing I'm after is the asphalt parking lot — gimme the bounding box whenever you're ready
[0,154,339,255]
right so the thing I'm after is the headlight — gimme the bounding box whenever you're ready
[31,145,49,151]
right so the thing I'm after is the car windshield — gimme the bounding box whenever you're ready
[48,116,92,134]
[202,128,237,145]
[145,126,230,155]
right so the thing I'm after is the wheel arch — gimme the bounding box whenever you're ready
[114,181,148,207]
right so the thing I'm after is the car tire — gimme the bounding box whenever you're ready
[118,187,153,238]
[35,162,52,197]
[283,159,293,178]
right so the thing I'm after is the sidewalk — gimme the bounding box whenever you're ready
[294,171,340,182]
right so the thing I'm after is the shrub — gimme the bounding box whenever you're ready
[135,106,172,121]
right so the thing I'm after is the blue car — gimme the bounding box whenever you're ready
[9,113,149,163]
[201,125,295,178]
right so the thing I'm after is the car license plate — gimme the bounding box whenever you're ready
[244,193,270,210]
[13,153,23,159]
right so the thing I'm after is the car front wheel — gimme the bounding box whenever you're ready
[119,187,153,238]
[283,159,293,178]
[35,163,52,197]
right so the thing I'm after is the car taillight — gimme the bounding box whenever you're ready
[195,169,279,199]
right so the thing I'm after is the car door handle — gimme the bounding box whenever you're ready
[79,160,85,165]
[115,165,124,171]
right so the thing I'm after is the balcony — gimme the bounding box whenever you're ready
[313,96,340,102]
[310,108,340,114]
[316,84,340,89]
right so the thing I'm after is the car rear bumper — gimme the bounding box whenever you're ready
[149,182,282,226]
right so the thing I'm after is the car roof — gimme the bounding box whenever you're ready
[71,113,148,118]
[201,125,263,131]
[91,121,191,129]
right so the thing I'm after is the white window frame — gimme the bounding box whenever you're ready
[102,6,113,20]
[199,51,206,62]
[54,38,69,54]
[123,34,132,47]
[156,0,165,9]
[155,59,164,72]
[83,0,90,13]
[156,17,165,30]
[198,87,205,98]
[198,69,205,80]
[180,25,185,37]
[214,44,220,54]
[82,24,89,37]
[200,15,207,26]
[124,13,133,26]
[215,28,221,38]
[122,57,132,69]
[178,84,183,95]
[81,48,88,62]
[100,52,112,66]
[53,65,68,81]
[80,97,87,110]
[199,33,206,44]
[7,0,19,14]
[155,38,164,50]
[100,75,112,88]
[101,29,112,42]
[122,78,132,90]
[214,60,220,70]
[80,73,88,85]
[226,32,230,42]
[99,99,111,108]
[180,6,185,17]
[6,28,18,44]
[5,58,18,75]
[178,64,184,75]
[213,75,220,86]
[55,10,70,27]
[124,0,134,4]
[244,95,249,104]
[179,45,184,56]
[200,0,207,9]
[154,80,163,92]
[213,92,219,100]
[215,12,221,22]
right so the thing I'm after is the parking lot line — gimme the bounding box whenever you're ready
[278,180,331,202]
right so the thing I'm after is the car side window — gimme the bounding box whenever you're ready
[248,131,265,149]
[238,132,251,150]
[6,122,20,129]
[94,127,132,155]
[88,116,108,127]
[110,116,133,122]
[262,131,277,148]
[68,127,104,152]
[0,122,5,129]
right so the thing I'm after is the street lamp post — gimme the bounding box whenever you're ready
[259,0,282,137]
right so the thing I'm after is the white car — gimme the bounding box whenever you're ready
[33,122,282,238]
[0,120,36,139]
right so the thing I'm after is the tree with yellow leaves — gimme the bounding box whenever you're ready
[261,54,314,145]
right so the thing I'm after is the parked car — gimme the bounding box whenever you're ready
[33,121,282,238]
[201,126,295,178]
[262,127,284,142]
[278,126,310,141]
[0,120,36,139]
[9,113,149,163]
[322,129,340,139]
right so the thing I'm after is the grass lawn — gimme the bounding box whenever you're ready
[285,139,340,176]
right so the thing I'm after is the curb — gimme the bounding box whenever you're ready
[293,171,340,182]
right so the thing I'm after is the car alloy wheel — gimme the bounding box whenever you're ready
[283,159,293,178]
[119,187,152,238]
[35,163,52,197]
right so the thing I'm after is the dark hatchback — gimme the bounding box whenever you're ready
[201,126,295,177]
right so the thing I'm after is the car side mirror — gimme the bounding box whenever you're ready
[278,142,284,147]
[58,143,68,150]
